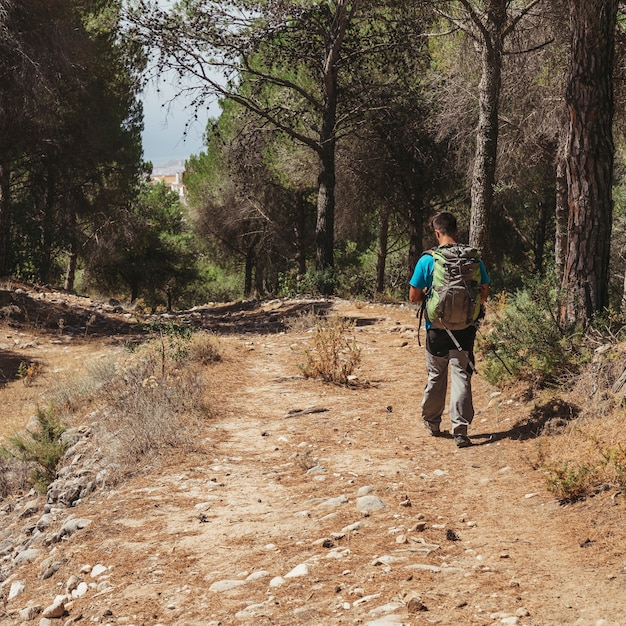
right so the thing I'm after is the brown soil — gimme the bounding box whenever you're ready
[1,288,626,625]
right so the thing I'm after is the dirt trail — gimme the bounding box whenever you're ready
[3,297,626,625]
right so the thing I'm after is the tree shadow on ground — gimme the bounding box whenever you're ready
[171,301,388,334]
[1,283,389,342]
[0,287,144,338]
[164,299,339,334]
[0,350,31,386]
[471,399,581,445]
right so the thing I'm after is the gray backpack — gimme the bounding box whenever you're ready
[425,244,482,330]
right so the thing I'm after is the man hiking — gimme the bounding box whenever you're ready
[409,211,490,448]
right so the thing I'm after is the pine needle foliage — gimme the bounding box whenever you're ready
[478,287,582,388]
[5,405,68,492]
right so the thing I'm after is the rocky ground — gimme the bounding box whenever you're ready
[0,285,625,626]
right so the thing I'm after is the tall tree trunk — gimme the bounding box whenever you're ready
[560,0,617,327]
[294,191,307,278]
[375,206,390,295]
[407,200,425,281]
[130,283,139,303]
[554,155,568,282]
[254,255,266,297]
[314,0,355,279]
[64,210,77,292]
[621,269,626,318]
[40,159,56,285]
[315,138,336,275]
[0,160,11,276]
[468,0,505,267]
[64,249,77,292]
[244,246,254,298]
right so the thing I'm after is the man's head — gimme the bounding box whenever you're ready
[431,211,458,238]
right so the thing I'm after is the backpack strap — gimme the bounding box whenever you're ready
[415,249,435,347]
[417,297,427,346]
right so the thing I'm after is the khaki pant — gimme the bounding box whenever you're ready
[422,347,474,436]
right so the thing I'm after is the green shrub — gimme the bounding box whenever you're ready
[478,287,580,388]
[5,405,69,492]
[299,268,338,296]
[545,461,597,503]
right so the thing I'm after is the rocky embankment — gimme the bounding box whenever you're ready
[1,423,115,623]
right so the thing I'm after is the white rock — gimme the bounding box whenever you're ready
[325,548,350,559]
[353,593,382,606]
[246,570,270,581]
[368,601,404,616]
[269,576,286,588]
[235,602,267,618]
[365,617,406,625]
[65,575,79,593]
[60,518,91,537]
[96,580,113,592]
[13,548,40,564]
[284,563,309,578]
[72,582,89,598]
[318,495,348,509]
[371,555,408,566]
[90,564,107,578]
[356,496,386,513]
[8,580,25,601]
[208,579,246,592]
[18,606,41,621]
[42,596,66,618]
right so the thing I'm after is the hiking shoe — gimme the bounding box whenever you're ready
[455,434,472,448]
[424,422,444,437]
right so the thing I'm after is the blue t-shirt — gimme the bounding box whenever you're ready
[410,250,490,329]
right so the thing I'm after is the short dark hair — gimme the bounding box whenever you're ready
[431,211,457,236]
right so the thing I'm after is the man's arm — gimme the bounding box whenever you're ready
[410,285,425,303]
[480,284,489,303]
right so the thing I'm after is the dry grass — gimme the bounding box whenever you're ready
[284,308,320,333]
[2,330,222,493]
[98,334,216,472]
[526,351,626,502]
[186,331,222,365]
[0,456,30,498]
[50,354,119,412]
[298,314,362,385]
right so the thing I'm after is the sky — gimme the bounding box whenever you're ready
[138,0,223,169]
[141,78,219,167]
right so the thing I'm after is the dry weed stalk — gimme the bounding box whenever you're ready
[540,412,626,502]
[100,330,218,471]
[17,361,43,386]
[299,315,361,385]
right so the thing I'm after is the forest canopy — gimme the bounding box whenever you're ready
[1,0,625,329]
